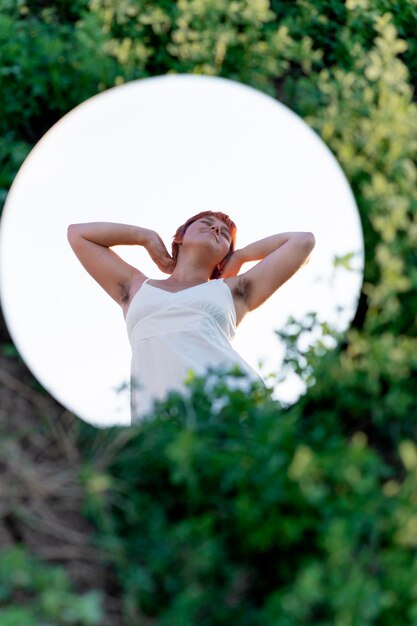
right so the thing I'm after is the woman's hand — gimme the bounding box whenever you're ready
[220,249,245,278]
[145,230,175,274]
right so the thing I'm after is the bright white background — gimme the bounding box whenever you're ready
[0,74,364,428]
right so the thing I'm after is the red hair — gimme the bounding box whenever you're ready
[172,211,237,279]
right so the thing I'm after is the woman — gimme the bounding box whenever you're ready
[67,212,315,422]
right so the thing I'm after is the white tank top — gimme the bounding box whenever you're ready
[125,278,264,422]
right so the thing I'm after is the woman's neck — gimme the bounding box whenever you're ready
[167,257,214,284]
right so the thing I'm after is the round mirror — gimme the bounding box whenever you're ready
[0,74,364,428]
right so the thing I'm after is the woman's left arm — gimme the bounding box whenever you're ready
[221,231,315,311]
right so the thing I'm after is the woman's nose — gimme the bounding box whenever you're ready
[211,224,220,233]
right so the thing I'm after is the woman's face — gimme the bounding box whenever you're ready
[183,216,232,263]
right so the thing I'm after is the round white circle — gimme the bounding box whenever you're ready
[0,74,364,428]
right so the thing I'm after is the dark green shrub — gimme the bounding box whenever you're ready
[79,369,417,626]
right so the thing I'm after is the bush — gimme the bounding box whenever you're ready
[79,369,417,625]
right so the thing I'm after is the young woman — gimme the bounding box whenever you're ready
[67,211,315,422]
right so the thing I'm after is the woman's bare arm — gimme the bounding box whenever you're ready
[67,222,173,305]
[222,231,315,311]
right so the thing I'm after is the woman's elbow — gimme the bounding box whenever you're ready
[67,224,76,240]
[67,222,86,232]
[303,232,316,248]
[67,223,84,243]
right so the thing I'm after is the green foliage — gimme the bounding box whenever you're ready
[78,369,417,625]
[287,11,417,333]
[275,319,417,452]
[0,544,104,625]
[80,0,321,94]
[275,310,344,389]
[0,0,118,202]
[270,0,417,85]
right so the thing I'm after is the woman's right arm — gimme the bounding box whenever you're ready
[67,222,173,305]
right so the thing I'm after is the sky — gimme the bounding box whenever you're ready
[0,74,364,428]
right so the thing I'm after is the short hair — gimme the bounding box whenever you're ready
[172,210,237,279]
